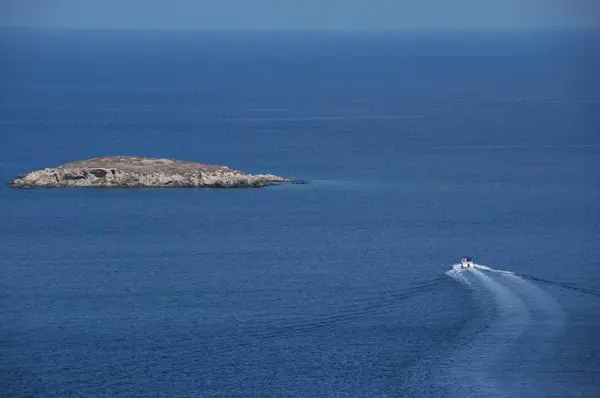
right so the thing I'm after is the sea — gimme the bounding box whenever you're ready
[1,27,599,397]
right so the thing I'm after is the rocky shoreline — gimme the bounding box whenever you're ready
[10,156,294,188]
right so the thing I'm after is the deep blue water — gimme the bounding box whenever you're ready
[1,28,599,397]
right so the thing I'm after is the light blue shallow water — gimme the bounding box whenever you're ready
[1,28,599,397]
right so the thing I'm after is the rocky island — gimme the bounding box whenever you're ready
[10,156,293,188]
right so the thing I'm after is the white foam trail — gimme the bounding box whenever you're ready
[469,268,531,333]
[444,263,513,286]
[472,263,514,275]
[444,264,472,287]
[443,263,566,396]
[453,268,532,397]
[472,264,565,326]
[502,273,566,334]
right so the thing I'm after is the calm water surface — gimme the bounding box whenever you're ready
[1,28,599,397]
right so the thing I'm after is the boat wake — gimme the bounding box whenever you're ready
[441,263,566,397]
[446,263,515,276]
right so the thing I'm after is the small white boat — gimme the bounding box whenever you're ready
[461,257,474,268]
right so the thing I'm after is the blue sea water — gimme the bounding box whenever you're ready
[1,28,599,397]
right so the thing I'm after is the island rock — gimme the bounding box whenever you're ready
[10,156,292,188]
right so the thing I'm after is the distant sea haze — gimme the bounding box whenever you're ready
[0,28,599,397]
